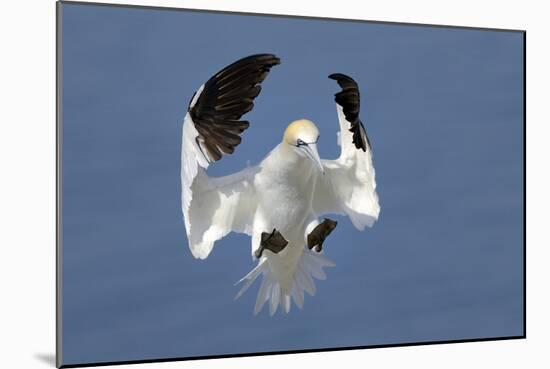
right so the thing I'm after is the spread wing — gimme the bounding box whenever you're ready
[181,54,280,259]
[313,73,380,230]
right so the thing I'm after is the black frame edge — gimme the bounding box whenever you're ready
[522,30,526,339]
[59,336,526,368]
[56,1,63,367]
[58,0,526,33]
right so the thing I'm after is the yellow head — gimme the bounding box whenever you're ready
[283,119,320,146]
[283,119,324,173]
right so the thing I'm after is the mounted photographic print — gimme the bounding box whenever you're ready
[56,1,525,367]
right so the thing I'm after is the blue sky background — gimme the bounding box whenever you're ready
[60,3,524,366]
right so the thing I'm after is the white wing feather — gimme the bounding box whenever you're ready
[181,110,257,259]
[313,104,380,229]
[181,54,280,259]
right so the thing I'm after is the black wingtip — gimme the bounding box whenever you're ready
[328,73,359,89]
[189,53,281,163]
[328,73,353,81]
[217,54,281,78]
[329,72,370,152]
[253,53,281,65]
[241,53,281,65]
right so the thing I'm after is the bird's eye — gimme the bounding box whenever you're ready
[297,139,305,146]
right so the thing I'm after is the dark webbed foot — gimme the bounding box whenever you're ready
[307,218,338,252]
[255,229,289,259]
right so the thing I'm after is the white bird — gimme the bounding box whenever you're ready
[181,54,380,315]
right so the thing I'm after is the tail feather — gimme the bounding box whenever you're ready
[254,277,271,315]
[270,284,280,315]
[235,249,335,315]
[302,252,329,280]
[291,280,304,309]
[296,266,316,296]
[234,259,265,300]
[284,295,291,313]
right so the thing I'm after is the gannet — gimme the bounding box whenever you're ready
[181,54,380,315]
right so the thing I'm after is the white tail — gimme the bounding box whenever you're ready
[235,249,335,316]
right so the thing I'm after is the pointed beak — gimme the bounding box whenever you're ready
[302,143,324,174]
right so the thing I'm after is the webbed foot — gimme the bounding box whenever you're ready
[307,218,338,252]
[255,229,289,259]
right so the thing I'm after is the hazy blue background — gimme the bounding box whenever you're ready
[60,3,524,366]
